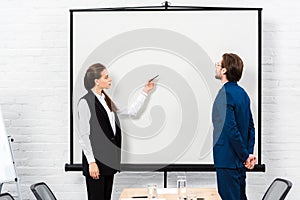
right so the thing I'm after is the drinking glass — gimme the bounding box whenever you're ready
[177,176,187,199]
[147,184,157,199]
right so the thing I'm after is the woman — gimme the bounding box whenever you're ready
[77,63,155,200]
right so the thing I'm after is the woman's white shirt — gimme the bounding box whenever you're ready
[77,91,148,164]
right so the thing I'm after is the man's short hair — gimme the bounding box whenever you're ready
[222,53,244,82]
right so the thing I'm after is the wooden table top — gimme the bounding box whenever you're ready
[119,188,221,200]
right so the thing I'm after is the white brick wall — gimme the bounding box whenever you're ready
[1,0,299,199]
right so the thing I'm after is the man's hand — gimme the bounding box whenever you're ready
[244,154,257,170]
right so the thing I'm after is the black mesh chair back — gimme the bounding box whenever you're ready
[262,178,292,200]
[30,182,57,200]
[0,193,15,200]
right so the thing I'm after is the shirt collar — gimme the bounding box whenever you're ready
[91,89,105,100]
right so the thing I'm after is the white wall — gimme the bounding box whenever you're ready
[0,0,299,199]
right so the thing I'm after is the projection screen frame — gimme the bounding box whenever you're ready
[65,4,265,172]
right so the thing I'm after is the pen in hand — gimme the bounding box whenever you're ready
[148,75,159,82]
[143,75,157,94]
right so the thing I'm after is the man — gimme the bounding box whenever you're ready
[212,53,256,200]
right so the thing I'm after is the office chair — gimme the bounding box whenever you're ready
[0,193,15,200]
[30,182,57,200]
[262,178,292,200]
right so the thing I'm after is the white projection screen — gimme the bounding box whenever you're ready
[66,6,263,172]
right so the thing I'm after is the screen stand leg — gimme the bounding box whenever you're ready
[7,136,23,200]
[163,171,167,188]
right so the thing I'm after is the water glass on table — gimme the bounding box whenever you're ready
[147,184,158,199]
[177,176,187,199]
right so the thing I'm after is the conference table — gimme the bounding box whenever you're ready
[119,188,221,200]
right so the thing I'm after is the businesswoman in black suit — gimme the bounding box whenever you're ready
[77,63,155,200]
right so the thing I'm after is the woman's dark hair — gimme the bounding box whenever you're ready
[221,53,244,82]
[84,63,117,112]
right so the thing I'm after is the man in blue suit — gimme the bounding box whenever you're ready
[212,53,256,200]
